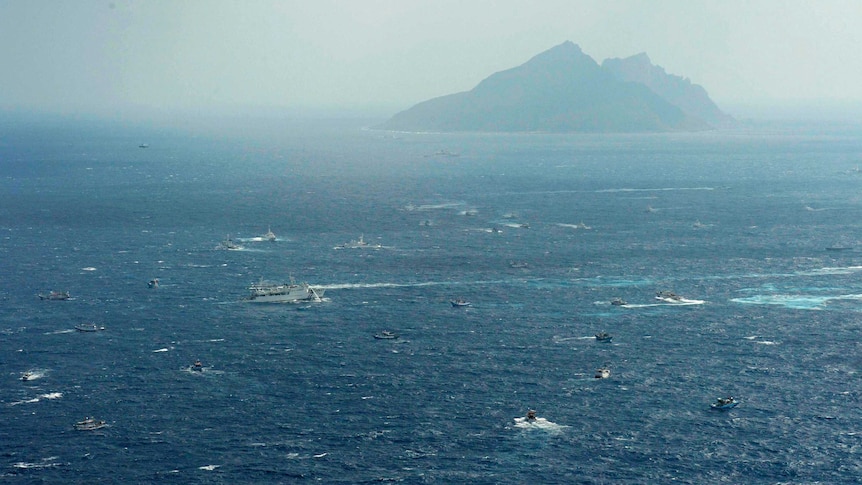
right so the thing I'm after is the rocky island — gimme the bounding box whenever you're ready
[377,41,733,133]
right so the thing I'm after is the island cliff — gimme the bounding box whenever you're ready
[378,41,733,133]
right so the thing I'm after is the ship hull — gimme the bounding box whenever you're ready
[248,283,324,303]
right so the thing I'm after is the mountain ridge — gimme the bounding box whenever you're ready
[378,41,733,133]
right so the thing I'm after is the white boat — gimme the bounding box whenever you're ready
[334,234,381,250]
[21,372,34,381]
[263,226,276,241]
[39,291,70,301]
[451,298,470,307]
[610,298,627,306]
[75,323,104,332]
[595,368,611,379]
[148,278,159,288]
[75,418,107,431]
[247,279,324,303]
[374,331,399,340]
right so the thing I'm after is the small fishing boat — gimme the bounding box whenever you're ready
[451,298,471,307]
[148,278,159,288]
[374,331,399,340]
[21,372,34,381]
[75,418,107,431]
[595,332,613,342]
[192,360,204,372]
[39,291,70,301]
[595,368,611,379]
[610,298,626,306]
[75,323,104,332]
[710,397,738,410]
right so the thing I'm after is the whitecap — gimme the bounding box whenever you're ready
[152,348,169,353]
[81,267,97,271]
[40,392,63,400]
[313,453,328,458]
[199,465,220,471]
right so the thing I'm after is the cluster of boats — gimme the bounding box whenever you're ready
[218,227,277,250]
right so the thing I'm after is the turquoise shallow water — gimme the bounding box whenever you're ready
[3,116,862,483]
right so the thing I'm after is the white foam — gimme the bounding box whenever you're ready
[199,465,220,471]
[9,392,61,406]
[152,348,170,353]
[555,222,591,230]
[513,416,567,433]
[81,267,97,271]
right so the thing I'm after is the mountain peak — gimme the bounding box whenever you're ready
[378,42,732,133]
[602,53,735,128]
[526,41,594,66]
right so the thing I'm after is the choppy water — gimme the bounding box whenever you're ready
[3,115,862,483]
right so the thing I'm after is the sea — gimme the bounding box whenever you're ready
[2,113,862,484]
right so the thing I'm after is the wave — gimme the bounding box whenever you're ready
[404,202,466,211]
[731,292,862,310]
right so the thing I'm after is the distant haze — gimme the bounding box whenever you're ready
[2,0,861,119]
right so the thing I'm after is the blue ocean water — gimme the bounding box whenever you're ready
[3,115,862,483]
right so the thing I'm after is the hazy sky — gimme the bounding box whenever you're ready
[2,0,861,117]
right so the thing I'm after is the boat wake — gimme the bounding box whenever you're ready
[9,392,63,406]
[623,299,705,308]
[316,280,508,291]
[512,416,567,433]
[555,222,591,230]
[553,335,598,343]
[12,457,63,469]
